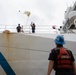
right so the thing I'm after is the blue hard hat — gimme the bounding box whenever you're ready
[54,35,65,45]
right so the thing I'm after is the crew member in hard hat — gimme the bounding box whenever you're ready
[47,35,76,75]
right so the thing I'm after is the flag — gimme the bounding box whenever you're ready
[24,11,31,17]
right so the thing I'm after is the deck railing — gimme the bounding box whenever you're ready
[0,24,60,33]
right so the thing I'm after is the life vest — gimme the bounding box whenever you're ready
[54,48,73,69]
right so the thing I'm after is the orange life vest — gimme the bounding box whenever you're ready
[54,48,73,69]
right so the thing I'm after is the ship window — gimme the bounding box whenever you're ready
[74,6,76,10]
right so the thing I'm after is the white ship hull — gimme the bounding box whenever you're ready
[0,33,76,75]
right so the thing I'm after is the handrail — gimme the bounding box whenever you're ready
[0,24,59,33]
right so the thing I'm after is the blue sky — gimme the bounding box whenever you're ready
[0,0,75,27]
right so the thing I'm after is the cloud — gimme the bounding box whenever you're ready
[0,0,75,27]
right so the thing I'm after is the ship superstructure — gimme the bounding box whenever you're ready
[60,2,76,33]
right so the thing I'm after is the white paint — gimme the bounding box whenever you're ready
[0,33,75,75]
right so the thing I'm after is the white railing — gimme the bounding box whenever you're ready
[0,24,60,33]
